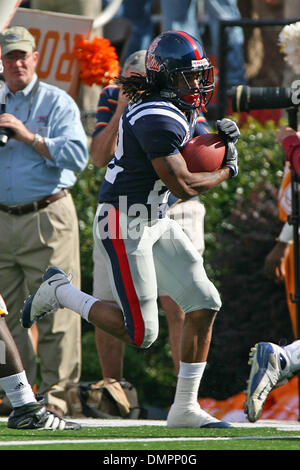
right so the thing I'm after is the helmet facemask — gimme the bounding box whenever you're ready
[167,66,214,112]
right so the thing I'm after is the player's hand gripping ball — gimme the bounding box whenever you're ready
[181,133,226,172]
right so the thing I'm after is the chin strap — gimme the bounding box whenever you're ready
[182,94,207,111]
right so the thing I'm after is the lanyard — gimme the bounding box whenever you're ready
[1,78,40,123]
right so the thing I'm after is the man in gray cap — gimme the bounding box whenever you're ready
[0,26,36,54]
[0,26,88,419]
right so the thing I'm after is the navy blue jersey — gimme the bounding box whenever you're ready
[94,85,209,137]
[98,93,208,218]
[92,85,120,137]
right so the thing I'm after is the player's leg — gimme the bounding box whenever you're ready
[0,314,38,407]
[22,208,160,349]
[153,219,230,428]
[92,206,160,348]
[0,308,27,378]
[0,261,36,415]
[95,328,125,379]
[159,295,184,374]
[93,244,125,379]
[167,306,231,428]
[160,199,205,374]
[0,301,80,430]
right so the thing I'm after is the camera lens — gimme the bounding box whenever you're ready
[0,128,15,146]
[228,85,293,112]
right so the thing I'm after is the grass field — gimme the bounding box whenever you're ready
[1,417,300,454]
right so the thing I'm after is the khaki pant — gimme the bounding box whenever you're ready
[0,193,81,414]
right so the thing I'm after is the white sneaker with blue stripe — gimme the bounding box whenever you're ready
[244,342,290,422]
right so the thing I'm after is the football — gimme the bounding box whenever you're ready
[181,133,226,172]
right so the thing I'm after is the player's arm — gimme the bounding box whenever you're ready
[151,123,238,200]
[150,116,238,198]
[151,152,231,200]
[91,112,121,167]
[91,88,129,168]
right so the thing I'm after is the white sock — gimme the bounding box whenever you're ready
[283,340,300,374]
[0,371,36,408]
[173,361,206,408]
[178,361,207,379]
[56,283,98,322]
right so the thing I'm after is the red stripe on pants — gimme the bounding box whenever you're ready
[108,208,145,346]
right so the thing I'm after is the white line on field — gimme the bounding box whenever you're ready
[2,417,300,428]
[1,435,300,447]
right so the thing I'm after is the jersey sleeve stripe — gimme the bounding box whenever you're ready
[107,99,118,105]
[94,122,108,128]
[126,100,183,118]
[128,108,189,134]
[97,106,113,113]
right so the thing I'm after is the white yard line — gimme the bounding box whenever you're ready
[2,418,300,448]
[1,417,300,428]
[1,435,300,447]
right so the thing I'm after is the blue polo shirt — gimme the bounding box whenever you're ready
[0,74,88,205]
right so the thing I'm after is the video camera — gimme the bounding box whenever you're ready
[228,84,300,112]
[228,84,300,175]
[0,79,15,147]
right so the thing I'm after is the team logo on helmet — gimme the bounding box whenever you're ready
[148,36,161,54]
[147,54,162,72]
[146,36,162,72]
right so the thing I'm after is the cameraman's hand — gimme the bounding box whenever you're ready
[264,241,289,282]
[0,113,34,144]
[276,125,297,144]
[216,118,240,144]
[222,141,238,178]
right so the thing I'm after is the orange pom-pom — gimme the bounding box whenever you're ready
[73,36,121,87]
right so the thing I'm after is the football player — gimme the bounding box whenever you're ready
[0,294,80,429]
[21,31,240,428]
[91,49,209,381]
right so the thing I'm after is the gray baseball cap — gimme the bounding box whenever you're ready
[122,50,146,75]
[0,26,36,56]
